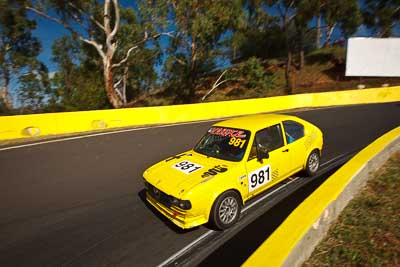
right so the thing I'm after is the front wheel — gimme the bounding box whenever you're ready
[305,150,320,176]
[210,191,241,230]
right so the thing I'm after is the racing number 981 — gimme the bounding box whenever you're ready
[249,165,271,192]
[173,160,203,174]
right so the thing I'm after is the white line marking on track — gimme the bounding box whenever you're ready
[242,176,300,213]
[320,153,349,168]
[157,230,214,267]
[0,119,223,152]
[157,176,300,267]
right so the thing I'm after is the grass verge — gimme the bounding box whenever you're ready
[304,152,400,267]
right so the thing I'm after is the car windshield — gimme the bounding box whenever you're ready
[194,127,251,162]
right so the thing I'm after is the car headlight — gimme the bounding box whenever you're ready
[170,196,191,210]
[143,179,149,190]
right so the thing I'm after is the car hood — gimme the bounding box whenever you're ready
[143,151,238,198]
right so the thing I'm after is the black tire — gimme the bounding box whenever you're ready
[210,191,242,230]
[305,149,320,176]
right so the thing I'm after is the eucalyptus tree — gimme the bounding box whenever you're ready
[227,0,284,61]
[162,0,243,102]
[49,35,109,111]
[363,0,400,37]
[264,0,299,94]
[18,61,50,112]
[294,0,318,69]
[26,0,165,108]
[320,0,361,46]
[0,0,41,109]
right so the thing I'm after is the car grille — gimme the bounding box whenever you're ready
[145,182,172,208]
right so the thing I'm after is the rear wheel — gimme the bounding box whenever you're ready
[210,191,241,230]
[305,150,320,176]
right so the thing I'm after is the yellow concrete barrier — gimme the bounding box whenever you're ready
[0,86,399,141]
[243,126,400,267]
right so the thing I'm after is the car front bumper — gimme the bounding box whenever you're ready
[146,192,207,229]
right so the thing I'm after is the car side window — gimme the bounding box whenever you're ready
[283,120,304,144]
[248,124,284,160]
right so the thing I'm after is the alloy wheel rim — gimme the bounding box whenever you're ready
[218,196,238,224]
[309,153,319,173]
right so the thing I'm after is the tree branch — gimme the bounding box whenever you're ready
[202,69,228,101]
[379,22,395,38]
[113,78,123,89]
[68,10,91,33]
[81,38,106,62]
[112,31,174,69]
[109,0,120,41]
[26,6,106,62]
[104,0,111,35]
[26,6,77,36]
[67,2,105,32]
[111,45,138,69]
[174,57,187,66]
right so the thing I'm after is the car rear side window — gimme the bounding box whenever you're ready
[248,124,284,160]
[283,120,304,144]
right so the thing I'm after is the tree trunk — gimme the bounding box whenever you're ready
[323,23,336,47]
[283,12,293,95]
[316,14,321,49]
[104,64,123,108]
[187,41,197,102]
[1,70,12,109]
[285,49,293,95]
[299,30,305,70]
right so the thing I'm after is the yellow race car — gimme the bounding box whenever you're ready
[143,114,323,230]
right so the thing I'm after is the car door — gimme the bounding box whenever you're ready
[245,123,290,198]
[282,120,307,174]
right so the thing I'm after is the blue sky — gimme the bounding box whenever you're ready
[33,17,69,73]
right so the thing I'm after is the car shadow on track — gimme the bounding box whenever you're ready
[137,189,201,234]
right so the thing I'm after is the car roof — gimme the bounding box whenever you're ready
[213,113,300,132]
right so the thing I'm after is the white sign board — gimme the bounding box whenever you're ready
[346,38,400,77]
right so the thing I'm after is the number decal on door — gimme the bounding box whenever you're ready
[248,165,271,192]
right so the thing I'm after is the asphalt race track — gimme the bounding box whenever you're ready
[0,102,399,267]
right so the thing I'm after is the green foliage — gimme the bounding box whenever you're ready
[18,62,51,112]
[323,0,362,37]
[306,46,346,64]
[0,0,41,108]
[50,36,109,111]
[162,0,244,102]
[113,7,159,97]
[234,57,275,91]
[227,0,285,61]
[2,0,383,112]
[230,24,287,61]
[363,0,400,37]
[51,69,109,111]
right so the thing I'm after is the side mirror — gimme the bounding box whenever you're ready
[257,144,269,161]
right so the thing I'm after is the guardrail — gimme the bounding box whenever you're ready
[243,126,400,267]
[0,86,399,141]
